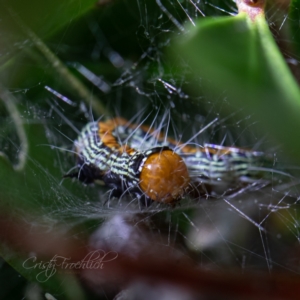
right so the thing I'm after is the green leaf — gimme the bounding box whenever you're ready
[175,11,300,163]
[0,96,93,298]
[0,0,97,38]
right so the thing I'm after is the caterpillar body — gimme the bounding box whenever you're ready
[67,117,266,204]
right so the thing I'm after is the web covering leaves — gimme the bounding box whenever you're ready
[0,0,300,299]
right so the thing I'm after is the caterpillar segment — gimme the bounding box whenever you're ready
[67,120,190,203]
[67,118,265,203]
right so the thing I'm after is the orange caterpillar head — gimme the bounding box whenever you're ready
[139,149,190,203]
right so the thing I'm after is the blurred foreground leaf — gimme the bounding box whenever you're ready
[1,0,97,38]
[175,3,300,163]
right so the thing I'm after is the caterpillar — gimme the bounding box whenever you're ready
[66,117,267,204]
